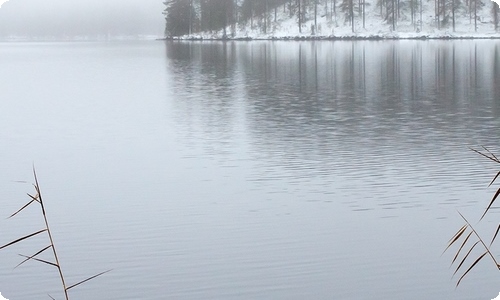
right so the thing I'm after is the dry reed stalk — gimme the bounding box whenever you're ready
[445,147,500,287]
[0,168,110,299]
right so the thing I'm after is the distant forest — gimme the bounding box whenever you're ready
[163,0,499,36]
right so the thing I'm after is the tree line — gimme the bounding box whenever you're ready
[163,0,498,36]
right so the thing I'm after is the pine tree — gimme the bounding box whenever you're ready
[493,1,500,30]
[377,0,394,29]
[298,0,302,33]
[436,0,462,29]
[241,0,255,28]
[164,0,196,36]
[407,0,421,29]
[200,0,235,35]
[389,0,396,30]
[339,0,357,31]
[314,0,318,31]
[470,0,484,31]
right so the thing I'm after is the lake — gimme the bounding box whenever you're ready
[0,40,499,299]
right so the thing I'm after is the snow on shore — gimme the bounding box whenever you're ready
[171,0,500,40]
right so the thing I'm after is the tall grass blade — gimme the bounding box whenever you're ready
[8,199,37,219]
[0,229,47,250]
[456,251,488,287]
[47,294,55,300]
[453,241,479,276]
[490,224,500,247]
[488,171,500,187]
[480,187,500,220]
[482,146,500,163]
[15,245,52,269]
[451,231,473,265]
[445,224,468,253]
[66,269,112,291]
[470,147,500,163]
[18,254,58,268]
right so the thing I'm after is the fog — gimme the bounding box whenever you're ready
[0,0,165,38]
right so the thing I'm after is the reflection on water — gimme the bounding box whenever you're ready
[166,41,500,205]
[0,41,499,300]
[167,40,500,104]
[161,41,500,299]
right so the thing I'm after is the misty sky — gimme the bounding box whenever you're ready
[0,0,165,37]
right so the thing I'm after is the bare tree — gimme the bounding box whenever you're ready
[493,1,500,30]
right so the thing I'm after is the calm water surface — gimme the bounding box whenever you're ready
[0,40,499,299]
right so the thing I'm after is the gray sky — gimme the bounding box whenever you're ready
[0,0,165,37]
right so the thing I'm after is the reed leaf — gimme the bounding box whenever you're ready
[453,241,479,276]
[490,224,500,247]
[456,252,488,287]
[18,254,58,268]
[488,171,500,187]
[0,229,47,250]
[482,146,500,163]
[66,269,112,291]
[451,231,473,265]
[445,224,468,253]
[14,245,52,269]
[470,147,500,164]
[480,187,500,220]
[8,199,37,219]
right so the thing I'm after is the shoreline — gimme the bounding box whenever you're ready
[159,35,500,41]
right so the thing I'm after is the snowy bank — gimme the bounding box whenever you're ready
[167,0,500,40]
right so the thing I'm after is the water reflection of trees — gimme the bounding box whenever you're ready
[165,41,500,178]
[165,42,244,158]
[234,41,500,127]
[166,40,500,104]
